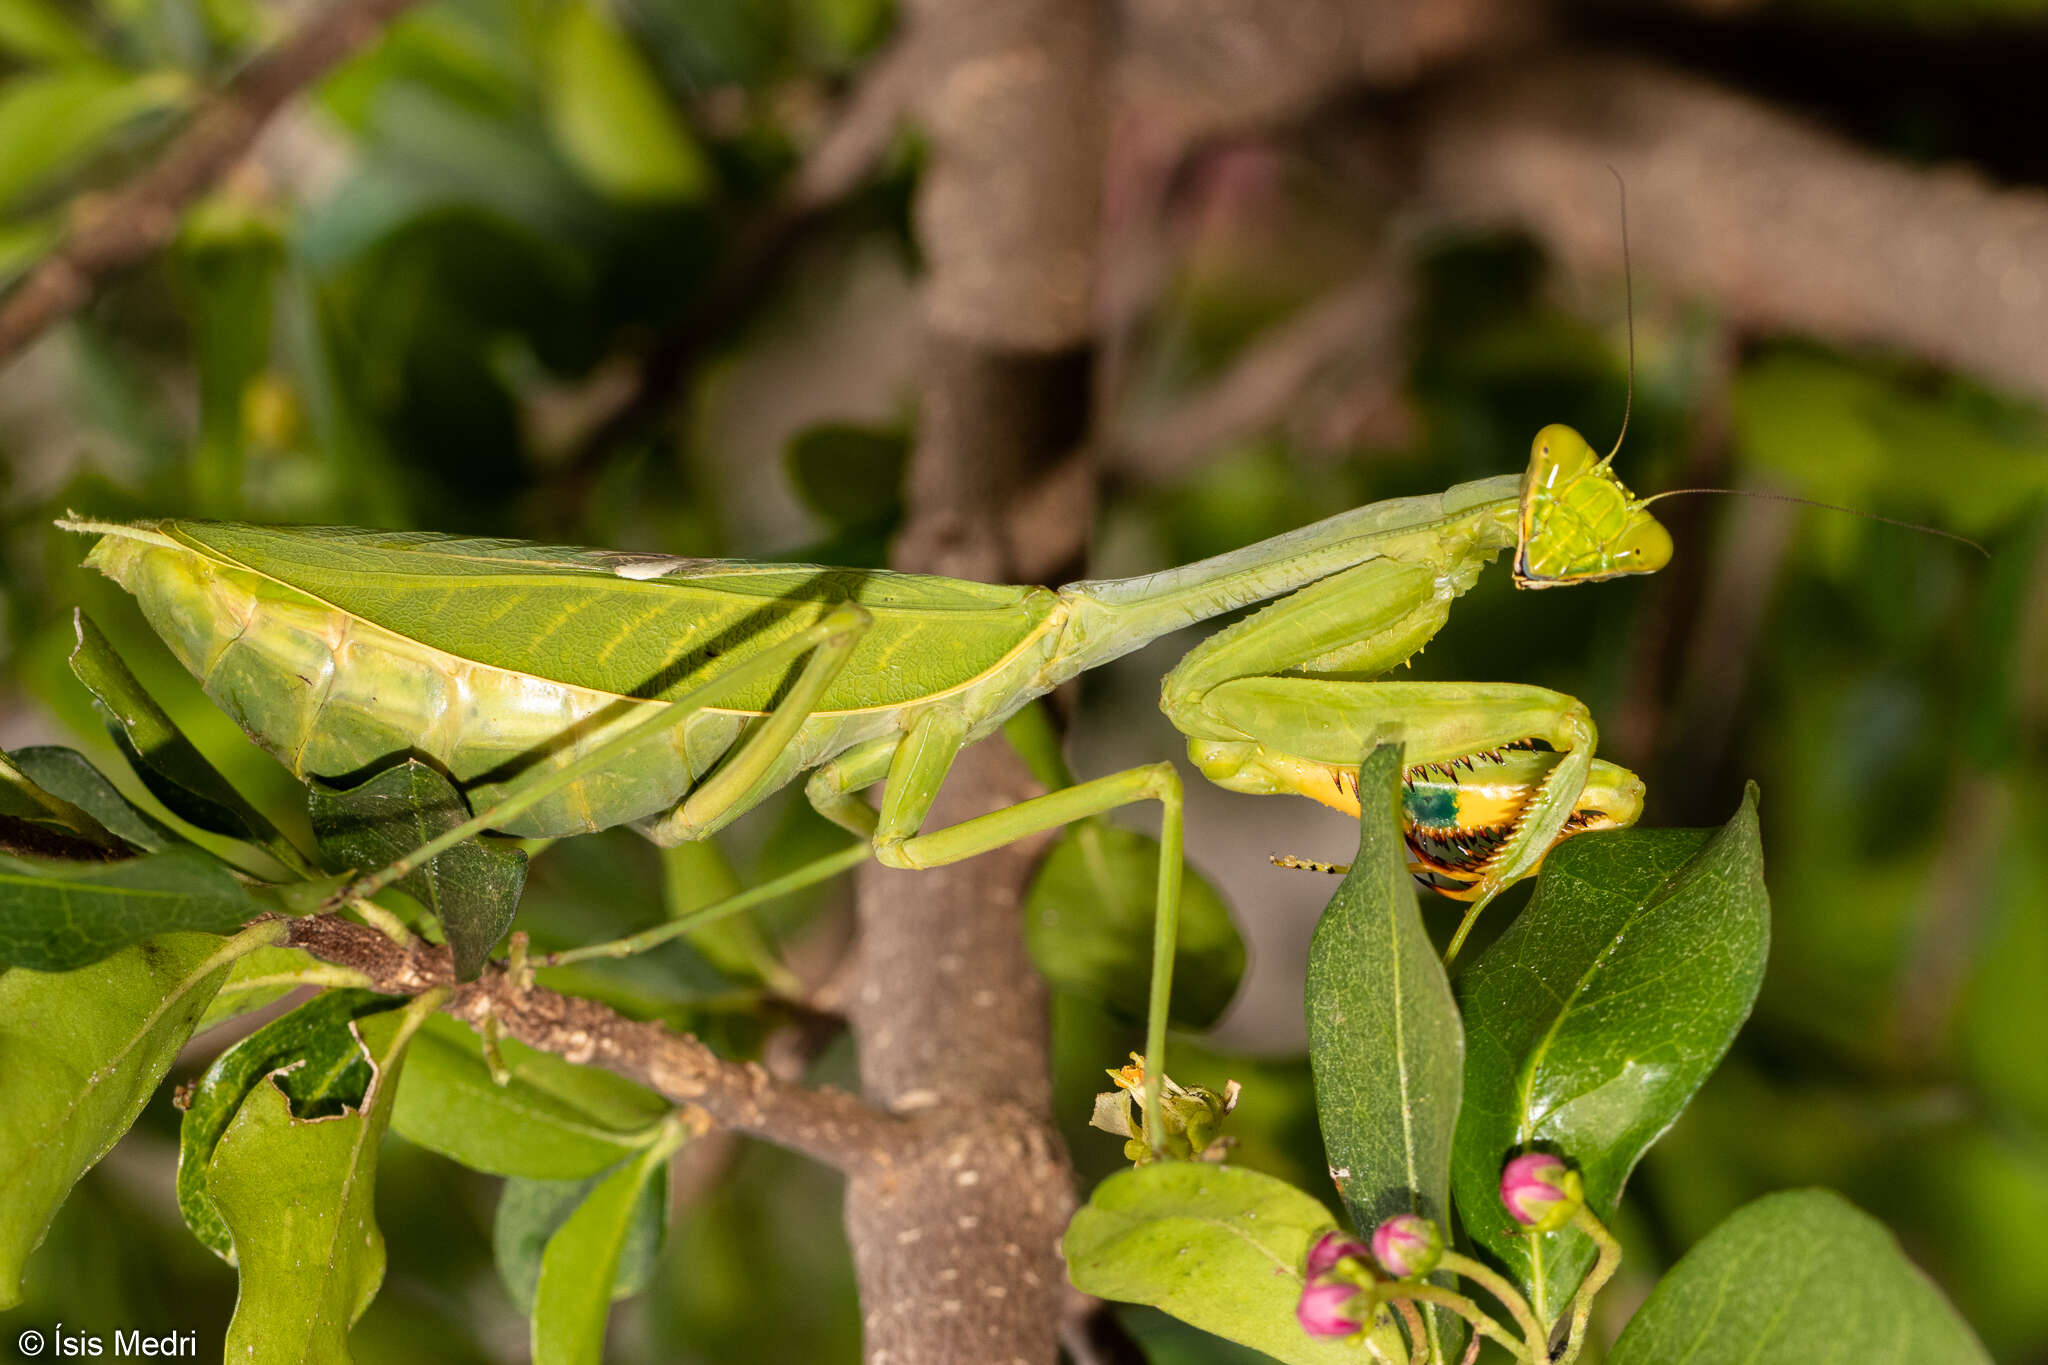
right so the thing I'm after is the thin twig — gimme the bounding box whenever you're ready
[277,913,906,1175]
[0,0,424,364]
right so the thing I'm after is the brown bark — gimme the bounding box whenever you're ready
[1414,51,2048,408]
[1120,0,1538,141]
[838,1,1106,1360]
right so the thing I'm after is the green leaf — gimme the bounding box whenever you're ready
[0,845,270,970]
[210,994,434,1365]
[309,759,526,980]
[0,67,187,210]
[195,942,329,1030]
[785,424,909,531]
[0,930,242,1307]
[657,838,791,992]
[1063,1162,1403,1364]
[544,0,711,202]
[1304,745,1463,1353]
[179,989,402,1262]
[69,611,314,874]
[532,1137,677,1365]
[10,745,182,851]
[493,1170,668,1316]
[0,0,97,63]
[0,749,131,860]
[1608,1189,1989,1364]
[361,1011,667,1179]
[1027,821,1244,1030]
[1451,787,1769,1326]
[1734,349,2048,541]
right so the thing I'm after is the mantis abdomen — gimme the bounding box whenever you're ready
[87,529,727,835]
[79,522,1070,838]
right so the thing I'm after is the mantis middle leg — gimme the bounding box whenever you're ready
[811,707,1188,1150]
[337,603,874,903]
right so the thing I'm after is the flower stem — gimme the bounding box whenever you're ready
[347,894,412,944]
[1441,1251,1549,1362]
[1553,1206,1624,1365]
[1384,1284,1533,1363]
[1390,1297,1427,1365]
[213,964,374,995]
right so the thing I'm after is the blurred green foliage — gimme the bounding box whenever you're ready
[0,0,2044,1360]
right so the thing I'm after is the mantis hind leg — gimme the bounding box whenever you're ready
[339,605,873,903]
[828,708,1187,1151]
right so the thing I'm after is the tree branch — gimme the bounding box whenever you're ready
[1413,50,2048,406]
[1114,257,1414,482]
[0,0,424,366]
[279,914,906,1175]
[1119,0,1536,143]
[835,1,1107,1360]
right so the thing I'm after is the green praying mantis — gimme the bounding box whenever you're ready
[60,420,1671,1148]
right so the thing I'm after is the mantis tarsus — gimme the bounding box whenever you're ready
[60,425,1671,1145]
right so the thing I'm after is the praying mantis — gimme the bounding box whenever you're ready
[60,423,1671,1146]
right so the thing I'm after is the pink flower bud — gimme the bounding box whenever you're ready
[1296,1279,1366,1338]
[1304,1228,1370,1279]
[1370,1213,1443,1280]
[1501,1152,1585,1233]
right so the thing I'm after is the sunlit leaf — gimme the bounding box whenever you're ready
[1608,1190,1989,1364]
[1063,1162,1403,1364]
[195,942,330,1030]
[363,1012,666,1179]
[494,1169,668,1316]
[210,995,436,1364]
[0,0,97,63]
[179,989,403,1261]
[544,0,711,202]
[1451,788,1768,1325]
[0,68,188,211]
[0,931,241,1306]
[1304,744,1463,1356]
[531,1141,676,1362]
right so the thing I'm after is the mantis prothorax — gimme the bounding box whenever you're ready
[61,428,1669,1146]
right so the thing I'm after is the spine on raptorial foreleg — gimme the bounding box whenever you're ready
[1048,474,1523,682]
[76,526,713,837]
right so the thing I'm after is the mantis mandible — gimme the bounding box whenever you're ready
[61,428,1669,1146]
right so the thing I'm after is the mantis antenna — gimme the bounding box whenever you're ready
[1600,164,1633,469]
[1601,169,1984,559]
[1636,485,1990,557]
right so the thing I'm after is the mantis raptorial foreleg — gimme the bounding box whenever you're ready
[1161,520,1620,958]
[1196,677,1598,955]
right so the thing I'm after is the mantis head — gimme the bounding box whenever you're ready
[1513,423,1672,588]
